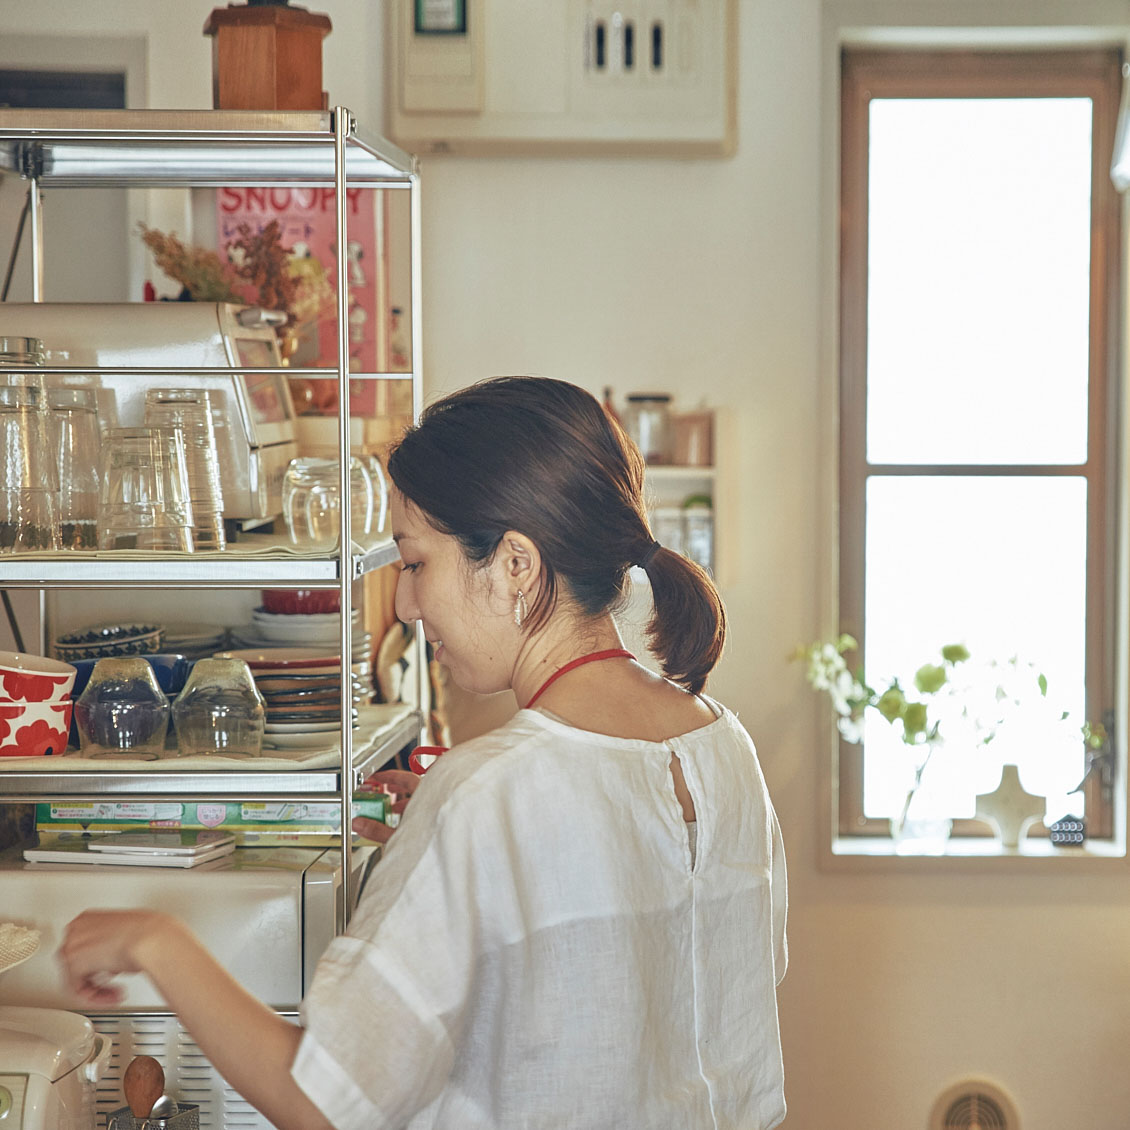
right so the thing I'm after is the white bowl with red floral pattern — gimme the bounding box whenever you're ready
[0,652,77,757]
[0,701,72,756]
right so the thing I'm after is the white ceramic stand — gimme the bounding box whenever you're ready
[974,763,1045,848]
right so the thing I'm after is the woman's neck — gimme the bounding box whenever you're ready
[510,613,625,709]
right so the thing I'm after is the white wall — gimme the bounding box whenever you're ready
[6,0,1130,1125]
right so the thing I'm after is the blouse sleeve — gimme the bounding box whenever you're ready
[770,805,788,986]
[290,758,492,1130]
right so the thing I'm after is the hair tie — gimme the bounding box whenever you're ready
[638,540,662,569]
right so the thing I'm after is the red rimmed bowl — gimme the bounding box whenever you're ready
[0,650,77,705]
[261,589,341,615]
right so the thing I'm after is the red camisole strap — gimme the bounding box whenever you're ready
[526,648,636,709]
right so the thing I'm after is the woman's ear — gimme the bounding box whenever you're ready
[498,530,542,595]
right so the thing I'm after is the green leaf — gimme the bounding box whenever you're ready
[876,687,907,723]
[941,643,970,664]
[914,664,947,695]
[1038,673,1048,696]
[903,701,928,737]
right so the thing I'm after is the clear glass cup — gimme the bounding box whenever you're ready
[0,384,60,553]
[171,657,266,757]
[282,456,375,549]
[143,388,226,551]
[49,387,101,550]
[98,426,195,552]
[74,656,170,758]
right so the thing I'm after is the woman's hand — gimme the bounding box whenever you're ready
[58,909,184,1006]
[352,768,421,844]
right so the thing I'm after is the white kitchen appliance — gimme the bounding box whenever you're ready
[0,844,377,1130]
[0,1006,112,1130]
[0,303,298,528]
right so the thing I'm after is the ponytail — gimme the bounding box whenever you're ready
[640,545,726,696]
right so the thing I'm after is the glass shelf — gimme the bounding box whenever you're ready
[0,706,420,801]
[0,536,400,587]
[0,108,417,187]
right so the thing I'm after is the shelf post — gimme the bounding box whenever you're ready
[333,106,355,928]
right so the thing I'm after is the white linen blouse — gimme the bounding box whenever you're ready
[292,699,788,1130]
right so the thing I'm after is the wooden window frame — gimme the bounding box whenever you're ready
[838,47,1122,841]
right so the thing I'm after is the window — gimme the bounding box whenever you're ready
[838,49,1121,844]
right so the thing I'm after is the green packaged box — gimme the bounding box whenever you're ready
[35,794,388,847]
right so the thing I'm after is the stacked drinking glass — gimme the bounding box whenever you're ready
[143,388,226,551]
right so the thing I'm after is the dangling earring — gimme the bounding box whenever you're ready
[514,590,528,628]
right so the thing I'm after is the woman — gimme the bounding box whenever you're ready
[59,377,788,1130]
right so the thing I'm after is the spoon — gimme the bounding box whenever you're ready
[150,1095,179,1121]
[123,1055,165,1127]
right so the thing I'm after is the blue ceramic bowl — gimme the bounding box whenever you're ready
[69,654,189,748]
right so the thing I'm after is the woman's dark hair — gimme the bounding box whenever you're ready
[387,376,726,695]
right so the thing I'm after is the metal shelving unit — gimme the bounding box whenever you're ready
[0,108,426,921]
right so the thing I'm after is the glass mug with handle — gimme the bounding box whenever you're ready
[282,456,375,549]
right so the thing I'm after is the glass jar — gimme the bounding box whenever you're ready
[282,456,375,548]
[171,657,266,757]
[683,497,714,574]
[74,657,170,758]
[622,394,672,464]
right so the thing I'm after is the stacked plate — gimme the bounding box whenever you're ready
[218,648,363,751]
[230,608,373,669]
[162,622,229,662]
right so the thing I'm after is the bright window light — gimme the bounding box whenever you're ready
[867,98,1093,466]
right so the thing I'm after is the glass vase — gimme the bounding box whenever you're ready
[889,748,953,855]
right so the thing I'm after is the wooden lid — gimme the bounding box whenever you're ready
[203,3,332,36]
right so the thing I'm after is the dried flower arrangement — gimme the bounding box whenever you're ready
[139,221,334,329]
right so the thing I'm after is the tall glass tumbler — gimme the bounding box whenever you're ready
[143,388,226,551]
[98,426,195,552]
[0,385,60,552]
[49,387,101,550]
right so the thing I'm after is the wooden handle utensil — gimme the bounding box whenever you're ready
[123,1055,165,1121]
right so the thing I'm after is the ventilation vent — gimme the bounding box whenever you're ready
[930,1079,1020,1130]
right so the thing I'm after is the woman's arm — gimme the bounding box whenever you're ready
[59,910,334,1130]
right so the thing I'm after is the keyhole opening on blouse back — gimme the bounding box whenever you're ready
[669,751,697,824]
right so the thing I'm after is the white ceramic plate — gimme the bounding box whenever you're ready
[161,622,228,645]
[262,729,356,751]
[264,719,342,734]
[246,622,340,644]
[252,608,361,625]
[230,632,368,659]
